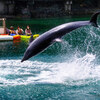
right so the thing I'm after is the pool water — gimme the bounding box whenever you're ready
[0,15,100,100]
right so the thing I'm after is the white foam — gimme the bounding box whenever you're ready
[36,54,96,84]
[0,53,99,86]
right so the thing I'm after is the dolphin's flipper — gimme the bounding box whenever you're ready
[29,35,34,44]
[54,38,62,42]
[90,11,100,27]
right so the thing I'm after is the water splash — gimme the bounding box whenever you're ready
[0,53,99,86]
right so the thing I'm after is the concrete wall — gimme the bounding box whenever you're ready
[9,4,15,14]
[0,2,5,14]
[0,1,15,15]
[98,1,100,7]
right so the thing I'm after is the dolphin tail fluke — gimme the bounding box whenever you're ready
[90,12,100,27]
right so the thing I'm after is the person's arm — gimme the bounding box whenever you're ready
[14,30,17,35]
[21,29,24,34]
[25,29,27,35]
[16,30,19,35]
[30,29,32,35]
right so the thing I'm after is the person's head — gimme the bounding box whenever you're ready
[17,26,20,29]
[10,26,14,30]
[17,26,20,30]
[27,25,30,29]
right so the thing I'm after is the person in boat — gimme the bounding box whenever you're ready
[9,26,17,36]
[16,26,24,35]
[25,25,32,36]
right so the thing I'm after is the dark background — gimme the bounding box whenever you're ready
[0,0,100,18]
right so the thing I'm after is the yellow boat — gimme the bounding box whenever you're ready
[21,34,39,41]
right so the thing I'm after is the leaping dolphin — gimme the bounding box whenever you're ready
[21,12,100,62]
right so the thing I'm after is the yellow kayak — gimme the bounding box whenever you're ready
[21,34,39,40]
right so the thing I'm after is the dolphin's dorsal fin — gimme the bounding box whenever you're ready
[90,12,100,27]
[29,35,34,44]
[54,38,62,42]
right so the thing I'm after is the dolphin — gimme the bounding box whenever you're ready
[21,12,100,62]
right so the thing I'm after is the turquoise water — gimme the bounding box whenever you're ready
[0,16,100,100]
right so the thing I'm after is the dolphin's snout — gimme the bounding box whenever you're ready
[21,56,27,62]
[21,58,25,62]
